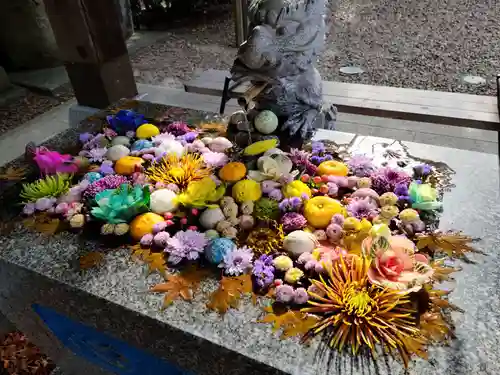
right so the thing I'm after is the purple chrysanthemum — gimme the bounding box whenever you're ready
[99,160,115,176]
[252,255,275,289]
[280,212,307,232]
[165,230,208,265]
[347,197,378,220]
[370,167,411,194]
[165,122,191,136]
[347,155,376,177]
[294,287,309,304]
[311,141,325,154]
[83,175,128,199]
[83,133,107,150]
[219,246,253,276]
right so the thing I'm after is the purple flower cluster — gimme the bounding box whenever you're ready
[83,175,128,199]
[310,141,333,166]
[288,148,317,175]
[252,255,275,289]
[275,284,309,304]
[165,122,191,136]
[278,197,303,213]
[413,164,432,180]
[370,167,412,194]
[165,230,208,265]
[347,155,376,177]
[280,212,307,232]
[394,182,410,202]
[79,147,107,163]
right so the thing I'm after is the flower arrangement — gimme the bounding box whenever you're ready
[18,109,482,369]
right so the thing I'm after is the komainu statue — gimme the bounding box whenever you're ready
[230,0,337,139]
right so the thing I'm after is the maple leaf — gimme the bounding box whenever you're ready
[79,252,104,270]
[0,166,26,181]
[420,311,451,342]
[416,232,483,259]
[431,260,461,282]
[206,274,253,314]
[130,244,151,262]
[144,252,167,276]
[150,266,208,309]
[23,214,60,236]
[259,306,320,339]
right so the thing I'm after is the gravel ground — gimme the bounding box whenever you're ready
[132,0,500,95]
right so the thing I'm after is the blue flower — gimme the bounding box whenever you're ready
[107,110,147,134]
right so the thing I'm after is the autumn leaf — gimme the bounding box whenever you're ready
[79,252,104,270]
[431,260,461,282]
[420,312,451,342]
[150,266,208,309]
[199,122,227,136]
[23,214,60,236]
[416,232,483,259]
[206,274,253,314]
[0,166,26,181]
[144,252,167,276]
[130,244,151,262]
[427,288,464,313]
[259,306,320,339]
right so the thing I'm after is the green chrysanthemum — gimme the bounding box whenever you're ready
[20,174,73,203]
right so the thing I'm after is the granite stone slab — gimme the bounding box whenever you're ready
[0,102,498,375]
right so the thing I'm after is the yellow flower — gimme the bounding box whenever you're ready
[282,180,311,198]
[232,180,262,203]
[273,255,293,271]
[284,267,304,284]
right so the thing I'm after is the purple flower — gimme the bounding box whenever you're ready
[23,202,36,216]
[370,167,411,194]
[311,141,325,154]
[99,160,115,175]
[278,197,303,212]
[268,189,283,201]
[252,255,275,289]
[276,284,295,303]
[347,197,378,220]
[79,132,93,143]
[179,132,198,143]
[288,148,311,165]
[347,155,376,177]
[165,122,191,136]
[83,134,108,150]
[140,234,154,247]
[280,212,307,232]
[311,155,323,165]
[413,164,432,178]
[83,175,128,199]
[294,287,309,304]
[165,230,208,264]
[153,231,170,247]
[219,246,254,276]
[261,180,281,194]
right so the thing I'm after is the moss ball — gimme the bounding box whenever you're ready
[254,197,280,221]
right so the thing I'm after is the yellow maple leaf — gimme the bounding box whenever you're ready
[144,252,167,276]
[206,274,253,314]
[130,244,151,262]
[431,260,461,282]
[150,266,208,309]
[0,166,26,181]
[259,306,320,339]
[416,232,482,259]
[79,252,104,270]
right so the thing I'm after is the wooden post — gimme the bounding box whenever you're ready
[234,0,248,47]
[44,0,137,109]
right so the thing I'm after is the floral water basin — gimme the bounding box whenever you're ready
[0,101,498,375]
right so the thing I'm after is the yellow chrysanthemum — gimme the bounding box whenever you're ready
[302,255,419,365]
[145,153,211,190]
[245,222,284,255]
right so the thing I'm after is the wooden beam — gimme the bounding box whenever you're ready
[234,0,248,47]
[44,0,137,109]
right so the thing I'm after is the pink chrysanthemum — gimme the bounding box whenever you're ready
[347,197,378,220]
